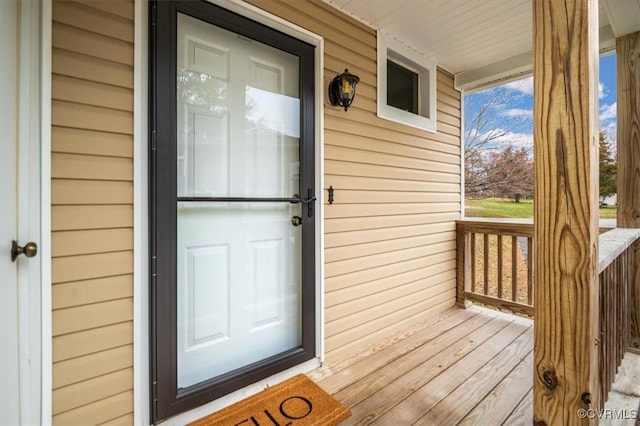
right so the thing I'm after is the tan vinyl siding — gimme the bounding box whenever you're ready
[51,391,133,426]
[247,0,462,364]
[49,0,461,421]
[51,0,134,424]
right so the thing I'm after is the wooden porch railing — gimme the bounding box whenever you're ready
[596,228,640,407]
[456,219,640,408]
[456,219,534,317]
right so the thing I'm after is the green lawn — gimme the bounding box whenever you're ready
[465,198,617,219]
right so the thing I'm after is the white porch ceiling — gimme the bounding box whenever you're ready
[324,0,640,91]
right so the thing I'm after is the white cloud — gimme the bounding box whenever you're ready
[479,128,534,150]
[494,132,533,150]
[504,77,533,95]
[503,78,605,99]
[466,128,481,139]
[599,102,617,122]
[502,108,533,119]
[599,101,617,146]
[601,121,617,147]
[599,82,607,99]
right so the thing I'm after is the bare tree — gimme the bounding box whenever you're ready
[464,85,533,197]
[485,147,534,202]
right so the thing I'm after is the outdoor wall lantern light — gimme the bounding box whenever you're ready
[328,68,360,111]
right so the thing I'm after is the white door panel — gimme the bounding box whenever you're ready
[177,203,301,387]
[176,13,303,388]
[189,110,229,196]
[0,1,21,422]
[1,0,41,423]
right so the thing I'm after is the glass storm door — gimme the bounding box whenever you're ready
[151,1,316,421]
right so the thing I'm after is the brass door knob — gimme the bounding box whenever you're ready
[11,240,38,262]
[291,216,302,227]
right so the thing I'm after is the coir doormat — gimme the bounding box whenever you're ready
[188,374,351,426]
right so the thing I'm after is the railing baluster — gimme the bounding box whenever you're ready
[484,234,489,295]
[608,261,615,396]
[617,254,625,370]
[599,273,606,406]
[497,235,503,299]
[527,237,533,305]
[511,236,518,302]
[622,249,629,353]
[470,233,476,293]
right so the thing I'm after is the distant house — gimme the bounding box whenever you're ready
[602,193,618,206]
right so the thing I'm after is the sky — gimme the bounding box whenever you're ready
[464,54,618,153]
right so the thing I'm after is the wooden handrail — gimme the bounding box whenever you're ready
[598,228,640,273]
[456,218,534,237]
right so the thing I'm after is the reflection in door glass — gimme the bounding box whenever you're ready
[176,14,300,198]
[176,13,303,389]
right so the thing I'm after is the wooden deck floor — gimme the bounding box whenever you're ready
[310,307,534,425]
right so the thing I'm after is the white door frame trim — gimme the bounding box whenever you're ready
[133,0,325,423]
[40,0,53,423]
[133,0,150,424]
[4,0,53,423]
[0,1,21,423]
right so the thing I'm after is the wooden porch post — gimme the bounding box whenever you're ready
[616,32,640,352]
[533,0,600,423]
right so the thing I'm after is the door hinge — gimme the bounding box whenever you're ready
[151,130,157,151]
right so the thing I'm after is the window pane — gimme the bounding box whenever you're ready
[177,13,300,198]
[176,12,303,389]
[177,201,302,388]
[387,60,419,114]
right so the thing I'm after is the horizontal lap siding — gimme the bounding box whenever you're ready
[49,0,461,420]
[247,0,462,363]
[51,0,134,424]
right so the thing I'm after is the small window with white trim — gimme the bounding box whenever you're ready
[377,31,437,132]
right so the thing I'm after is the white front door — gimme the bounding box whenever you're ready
[0,2,21,421]
[0,0,42,424]
[175,13,303,389]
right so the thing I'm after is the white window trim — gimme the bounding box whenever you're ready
[377,31,437,132]
[134,0,326,424]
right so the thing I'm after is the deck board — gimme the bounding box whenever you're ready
[458,353,534,425]
[335,313,497,409]
[417,328,533,424]
[502,389,534,425]
[316,308,478,395]
[315,307,534,426]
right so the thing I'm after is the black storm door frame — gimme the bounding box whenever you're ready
[149,1,316,421]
